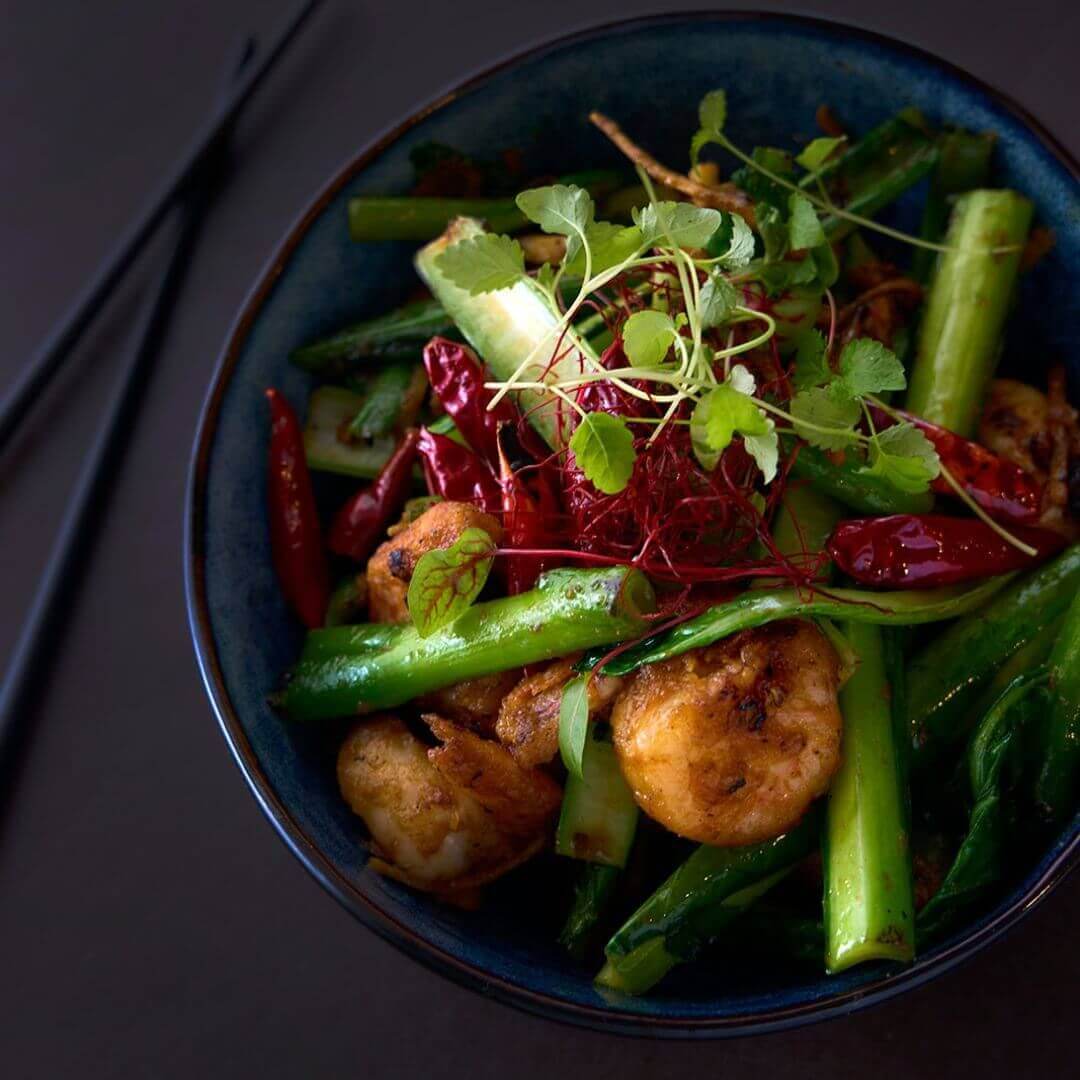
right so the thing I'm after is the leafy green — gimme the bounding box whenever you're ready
[570,412,637,494]
[706,212,756,268]
[690,365,777,479]
[792,329,831,390]
[516,184,594,261]
[699,273,739,329]
[790,387,861,451]
[788,194,825,251]
[435,233,525,295]
[565,222,645,277]
[690,89,727,167]
[796,136,847,173]
[558,675,591,779]
[866,423,940,493]
[836,339,907,398]
[636,201,723,249]
[732,147,796,213]
[407,527,496,636]
[622,309,677,367]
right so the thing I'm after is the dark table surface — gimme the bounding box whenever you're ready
[2,1,1077,1075]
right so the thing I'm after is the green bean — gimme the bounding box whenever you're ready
[291,299,452,376]
[281,567,655,720]
[906,545,1080,766]
[789,444,934,516]
[824,622,914,971]
[905,189,1033,436]
[1035,588,1080,823]
[601,573,1011,677]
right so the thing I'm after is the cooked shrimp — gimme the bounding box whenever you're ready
[366,500,502,623]
[337,714,557,894]
[496,658,624,767]
[419,669,523,736]
[610,620,842,847]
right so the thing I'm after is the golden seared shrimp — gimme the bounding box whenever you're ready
[366,501,502,623]
[337,714,559,895]
[496,658,624,767]
[419,670,523,737]
[979,378,1055,478]
[610,620,842,847]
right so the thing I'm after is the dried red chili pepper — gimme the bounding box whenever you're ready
[496,423,562,593]
[327,428,420,562]
[416,426,502,514]
[265,388,330,628]
[870,406,1042,523]
[827,514,1065,588]
[423,337,545,464]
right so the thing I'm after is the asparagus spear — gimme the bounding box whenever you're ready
[1034,588,1080,823]
[905,190,1033,436]
[824,622,915,971]
[559,863,620,958]
[346,360,420,440]
[281,567,655,720]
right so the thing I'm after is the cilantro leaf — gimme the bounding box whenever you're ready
[788,193,826,251]
[563,222,644,277]
[515,184,594,261]
[731,147,795,213]
[407,527,496,637]
[743,421,780,483]
[790,387,861,450]
[622,309,677,367]
[699,273,739,329]
[795,136,846,173]
[558,675,590,779]
[705,212,756,269]
[836,339,907,398]
[690,367,770,472]
[792,329,831,390]
[699,88,727,134]
[865,423,941,493]
[636,201,723,249]
[690,89,728,166]
[435,233,526,295]
[570,412,636,494]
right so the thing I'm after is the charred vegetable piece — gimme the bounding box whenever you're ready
[291,299,453,376]
[1034,588,1080,823]
[280,567,655,720]
[327,429,420,562]
[416,426,502,515]
[906,544,1080,765]
[824,622,915,971]
[827,515,1064,589]
[906,189,1033,436]
[265,389,330,629]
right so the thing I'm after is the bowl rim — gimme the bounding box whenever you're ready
[185,9,1080,1038]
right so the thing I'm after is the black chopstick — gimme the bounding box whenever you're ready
[0,41,253,774]
[0,0,323,459]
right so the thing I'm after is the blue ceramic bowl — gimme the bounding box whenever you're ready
[187,13,1080,1036]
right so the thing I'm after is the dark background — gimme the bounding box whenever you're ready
[1,1,1076,1075]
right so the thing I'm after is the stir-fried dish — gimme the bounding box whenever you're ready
[264,92,1079,993]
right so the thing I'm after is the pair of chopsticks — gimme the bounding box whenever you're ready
[0,0,325,770]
